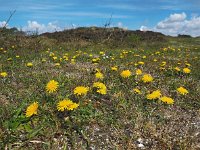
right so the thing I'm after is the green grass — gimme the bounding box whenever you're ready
[0,35,200,149]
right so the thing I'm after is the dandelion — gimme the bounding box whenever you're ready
[142,56,146,59]
[99,51,104,55]
[183,68,191,73]
[138,61,144,65]
[46,80,59,93]
[142,74,153,83]
[185,63,191,67]
[0,72,8,77]
[54,63,60,66]
[74,86,89,96]
[174,67,180,72]
[135,69,142,75]
[57,99,79,111]
[93,82,107,95]
[27,62,33,67]
[146,90,161,100]
[111,66,118,71]
[7,58,12,61]
[177,87,189,95]
[42,58,46,62]
[160,61,166,67]
[120,70,132,78]
[95,72,104,79]
[160,96,174,104]
[133,88,141,94]
[26,102,38,117]
[53,56,57,60]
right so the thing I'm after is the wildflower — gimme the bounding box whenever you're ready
[135,69,142,75]
[26,102,38,117]
[93,82,107,95]
[99,51,104,55]
[146,90,161,100]
[185,63,191,67]
[46,80,59,93]
[177,87,189,95]
[0,72,8,77]
[54,63,60,66]
[142,74,153,83]
[153,59,157,62]
[27,62,33,67]
[133,88,141,94]
[7,58,12,61]
[138,61,144,65]
[160,96,174,104]
[160,61,166,66]
[142,56,146,59]
[53,56,57,60]
[174,67,180,72]
[120,70,132,78]
[74,86,89,96]
[111,66,118,71]
[42,58,46,62]
[95,72,104,79]
[183,68,191,73]
[57,99,79,111]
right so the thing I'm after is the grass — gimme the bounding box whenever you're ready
[0,31,200,149]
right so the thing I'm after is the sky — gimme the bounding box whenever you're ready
[0,0,200,36]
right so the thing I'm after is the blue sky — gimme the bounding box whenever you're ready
[0,0,200,36]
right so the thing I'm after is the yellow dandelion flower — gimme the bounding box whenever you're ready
[138,61,144,65]
[142,56,146,59]
[174,67,180,72]
[54,63,60,66]
[177,87,189,95]
[46,80,59,93]
[146,90,161,100]
[27,62,33,67]
[26,102,39,117]
[93,82,107,95]
[0,72,8,77]
[160,61,166,66]
[160,96,174,104]
[53,56,57,60]
[95,72,104,79]
[183,68,191,73]
[142,74,153,83]
[135,69,142,75]
[74,86,89,96]
[7,58,12,61]
[57,99,79,111]
[42,58,46,62]
[153,59,157,62]
[99,51,104,55]
[120,70,132,78]
[111,66,118,71]
[133,88,141,94]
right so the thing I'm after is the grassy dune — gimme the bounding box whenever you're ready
[0,28,200,149]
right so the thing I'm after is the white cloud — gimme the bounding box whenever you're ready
[168,12,186,22]
[22,21,62,34]
[116,22,128,30]
[140,12,200,37]
[140,26,149,31]
[117,22,123,28]
[0,21,8,28]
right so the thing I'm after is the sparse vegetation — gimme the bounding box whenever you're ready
[0,27,200,149]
